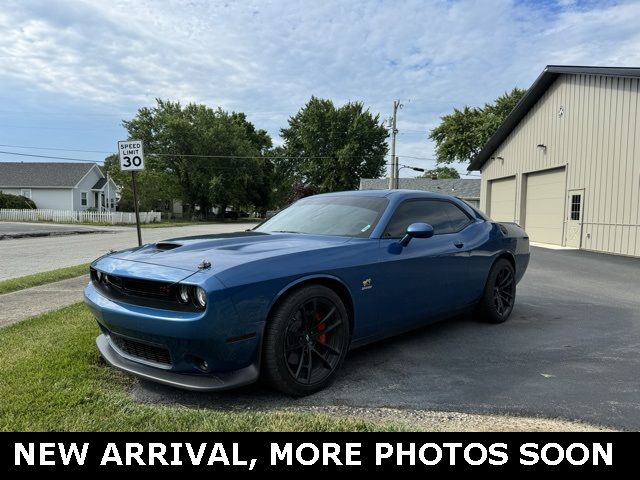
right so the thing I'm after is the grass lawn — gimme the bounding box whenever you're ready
[0,264,89,295]
[0,303,396,432]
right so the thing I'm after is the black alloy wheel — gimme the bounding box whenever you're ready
[478,258,517,323]
[263,285,350,396]
[493,265,515,316]
[283,297,346,384]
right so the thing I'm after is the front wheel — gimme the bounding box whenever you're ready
[477,258,516,323]
[262,285,350,396]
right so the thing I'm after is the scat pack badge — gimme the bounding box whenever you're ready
[361,278,373,290]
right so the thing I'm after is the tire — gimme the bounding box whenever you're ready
[262,285,350,396]
[477,258,516,324]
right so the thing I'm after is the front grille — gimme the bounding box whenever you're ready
[109,332,172,366]
[90,267,199,311]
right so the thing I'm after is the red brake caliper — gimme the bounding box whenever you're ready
[315,311,326,344]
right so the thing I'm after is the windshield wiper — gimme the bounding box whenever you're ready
[271,230,304,234]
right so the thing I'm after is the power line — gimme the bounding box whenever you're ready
[0,150,427,172]
[0,144,410,161]
[0,110,133,117]
[0,143,113,154]
[0,149,419,165]
[0,150,100,163]
[0,147,388,161]
[397,154,438,161]
[0,143,442,166]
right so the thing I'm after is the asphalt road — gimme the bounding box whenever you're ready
[0,222,256,280]
[133,247,640,430]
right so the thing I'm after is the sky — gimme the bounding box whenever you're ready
[0,0,639,178]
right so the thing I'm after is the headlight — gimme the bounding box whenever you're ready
[195,287,207,309]
[178,285,190,303]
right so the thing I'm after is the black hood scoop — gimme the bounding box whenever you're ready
[155,242,182,251]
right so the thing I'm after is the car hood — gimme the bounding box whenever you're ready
[108,231,352,274]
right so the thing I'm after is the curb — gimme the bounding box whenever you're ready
[0,230,115,240]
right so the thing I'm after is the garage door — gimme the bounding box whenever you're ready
[524,168,565,245]
[488,176,516,221]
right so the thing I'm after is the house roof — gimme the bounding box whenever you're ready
[359,178,480,199]
[0,162,99,187]
[468,65,640,171]
[92,178,107,190]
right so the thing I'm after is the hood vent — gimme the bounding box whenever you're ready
[155,242,181,251]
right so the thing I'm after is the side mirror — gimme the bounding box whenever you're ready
[400,223,434,246]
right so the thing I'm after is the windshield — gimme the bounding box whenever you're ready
[255,195,388,238]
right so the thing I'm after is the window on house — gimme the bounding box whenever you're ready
[81,192,88,206]
[20,189,31,198]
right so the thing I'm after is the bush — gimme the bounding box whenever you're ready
[0,193,37,209]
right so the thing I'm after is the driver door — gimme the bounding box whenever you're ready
[374,199,474,331]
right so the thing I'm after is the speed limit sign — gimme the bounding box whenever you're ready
[117,140,145,171]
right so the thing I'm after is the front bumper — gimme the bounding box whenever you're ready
[97,334,259,391]
[84,281,263,391]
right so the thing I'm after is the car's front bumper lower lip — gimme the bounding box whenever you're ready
[96,334,259,392]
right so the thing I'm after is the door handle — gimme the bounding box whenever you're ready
[454,240,464,248]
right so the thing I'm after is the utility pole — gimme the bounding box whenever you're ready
[131,171,142,247]
[388,100,401,189]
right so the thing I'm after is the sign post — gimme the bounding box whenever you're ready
[117,140,145,247]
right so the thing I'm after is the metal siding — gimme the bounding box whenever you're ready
[480,73,640,257]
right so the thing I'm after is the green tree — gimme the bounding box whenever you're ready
[429,88,525,165]
[121,100,273,217]
[421,166,460,179]
[280,97,388,193]
[0,192,36,209]
[103,154,180,212]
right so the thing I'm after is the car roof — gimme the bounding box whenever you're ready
[312,189,459,201]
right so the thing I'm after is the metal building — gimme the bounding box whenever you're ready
[468,66,640,257]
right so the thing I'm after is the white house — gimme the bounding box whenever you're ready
[0,162,118,211]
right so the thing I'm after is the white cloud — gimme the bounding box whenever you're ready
[0,0,639,174]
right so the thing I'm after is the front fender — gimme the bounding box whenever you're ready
[268,273,353,314]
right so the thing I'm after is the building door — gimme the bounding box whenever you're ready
[488,176,516,221]
[565,189,584,248]
[524,167,566,245]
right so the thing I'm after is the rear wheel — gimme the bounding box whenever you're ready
[262,285,350,396]
[478,258,516,323]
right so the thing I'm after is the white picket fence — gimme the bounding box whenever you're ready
[0,209,162,224]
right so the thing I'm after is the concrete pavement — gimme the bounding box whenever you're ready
[0,222,255,280]
[0,221,111,240]
[0,275,89,328]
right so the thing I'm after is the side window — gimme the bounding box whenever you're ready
[383,200,472,238]
[442,202,474,232]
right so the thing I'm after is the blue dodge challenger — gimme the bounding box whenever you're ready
[84,189,529,396]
